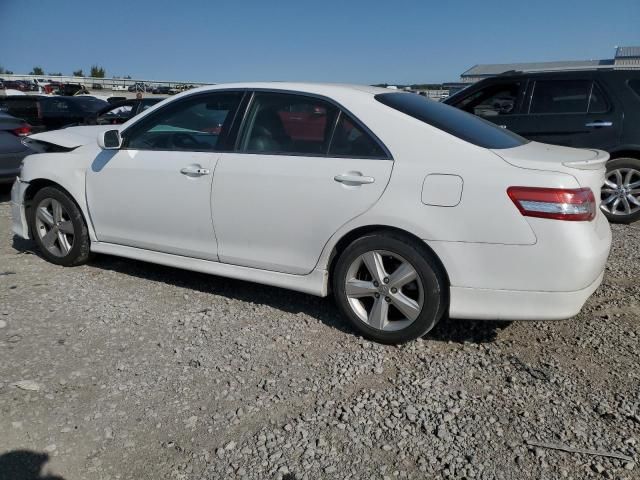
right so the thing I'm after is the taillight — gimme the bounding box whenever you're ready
[12,123,32,137]
[507,187,596,221]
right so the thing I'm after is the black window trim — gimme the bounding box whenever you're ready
[625,78,640,100]
[455,79,528,117]
[525,78,611,116]
[119,89,247,152]
[233,88,393,160]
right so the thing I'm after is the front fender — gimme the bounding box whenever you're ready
[20,151,97,241]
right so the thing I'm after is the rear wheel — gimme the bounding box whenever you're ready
[29,186,91,266]
[601,157,640,224]
[333,232,447,344]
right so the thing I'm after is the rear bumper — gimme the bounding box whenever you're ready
[449,271,604,320]
[11,179,30,239]
[428,212,611,321]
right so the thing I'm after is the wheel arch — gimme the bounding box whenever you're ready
[608,148,640,161]
[23,179,88,238]
[326,224,450,291]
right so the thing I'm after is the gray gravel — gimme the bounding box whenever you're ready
[0,184,638,480]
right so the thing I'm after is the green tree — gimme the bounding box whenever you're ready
[48,72,63,76]
[72,69,84,77]
[90,65,106,78]
[30,66,44,75]
[0,66,5,74]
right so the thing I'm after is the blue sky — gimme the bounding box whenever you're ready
[0,0,638,84]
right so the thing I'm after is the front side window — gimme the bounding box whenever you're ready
[529,80,591,114]
[124,92,242,152]
[240,93,338,155]
[456,82,521,117]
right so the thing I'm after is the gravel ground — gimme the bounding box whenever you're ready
[0,184,638,480]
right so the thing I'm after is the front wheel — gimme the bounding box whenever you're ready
[332,232,447,344]
[601,157,640,224]
[29,186,91,266]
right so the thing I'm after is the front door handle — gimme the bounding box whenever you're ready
[334,173,375,185]
[585,121,613,128]
[180,165,210,176]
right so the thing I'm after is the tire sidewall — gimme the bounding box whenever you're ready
[603,157,640,224]
[29,186,90,266]
[333,233,446,344]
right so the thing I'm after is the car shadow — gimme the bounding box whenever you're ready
[0,450,65,480]
[9,234,509,344]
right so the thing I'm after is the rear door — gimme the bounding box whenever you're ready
[516,74,622,149]
[212,91,393,275]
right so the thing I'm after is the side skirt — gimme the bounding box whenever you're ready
[90,242,329,297]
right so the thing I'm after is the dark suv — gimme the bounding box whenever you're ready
[445,70,640,223]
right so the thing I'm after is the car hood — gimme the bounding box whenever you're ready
[26,125,115,149]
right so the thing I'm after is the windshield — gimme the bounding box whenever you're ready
[375,92,528,149]
[73,97,109,113]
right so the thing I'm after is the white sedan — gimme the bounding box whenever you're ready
[11,83,612,343]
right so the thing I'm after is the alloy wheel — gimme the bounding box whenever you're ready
[344,250,424,332]
[34,198,75,257]
[601,168,640,216]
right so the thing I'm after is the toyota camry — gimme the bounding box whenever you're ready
[11,83,612,343]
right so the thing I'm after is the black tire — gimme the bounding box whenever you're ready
[602,157,640,224]
[332,231,447,344]
[29,186,91,266]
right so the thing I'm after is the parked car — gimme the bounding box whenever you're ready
[0,112,32,183]
[85,98,165,125]
[92,83,104,90]
[11,83,611,344]
[152,85,172,95]
[55,83,89,96]
[111,84,128,92]
[445,69,640,223]
[0,95,108,132]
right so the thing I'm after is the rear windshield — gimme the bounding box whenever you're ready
[72,97,109,112]
[375,92,528,149]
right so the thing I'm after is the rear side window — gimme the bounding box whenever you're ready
[588,83,609,113]
[375,92,528,149]
[529,80,591,114]
[240,92,338,155]
[329,113,387,158]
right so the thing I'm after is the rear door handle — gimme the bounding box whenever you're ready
[585,121,613,128]
[180,165,210,176]
[334,173,375,185]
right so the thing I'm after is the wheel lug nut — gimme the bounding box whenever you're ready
[383,277,389,284]
[375,293,380,298]
[373,281,379,287]
[391,287,397,294]
[385,297,391,303]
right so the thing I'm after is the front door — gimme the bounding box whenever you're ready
[86,91,243,260]
[212,92,393,275]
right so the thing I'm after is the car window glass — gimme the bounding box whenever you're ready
[41,98,71,113]
[98,105,134,124]
[588,83,609,114]
[241,93,338,155]
[329,113,386,158]
[456,82,521,117]
[125,92,242,152]
[529,80,591,114]
[376,92,528,149]
[627,79,640,99]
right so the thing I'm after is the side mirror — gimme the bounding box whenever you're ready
[98,129,122,150]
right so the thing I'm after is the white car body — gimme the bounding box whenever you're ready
[11,83,611,322]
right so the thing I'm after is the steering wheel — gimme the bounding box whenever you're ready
[171,132,201,149]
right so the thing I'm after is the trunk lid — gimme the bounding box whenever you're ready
[491,141,608,199]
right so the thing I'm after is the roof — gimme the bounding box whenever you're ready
[176,82,390,98]
[615,46,640,58]
[461,59,613,77]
